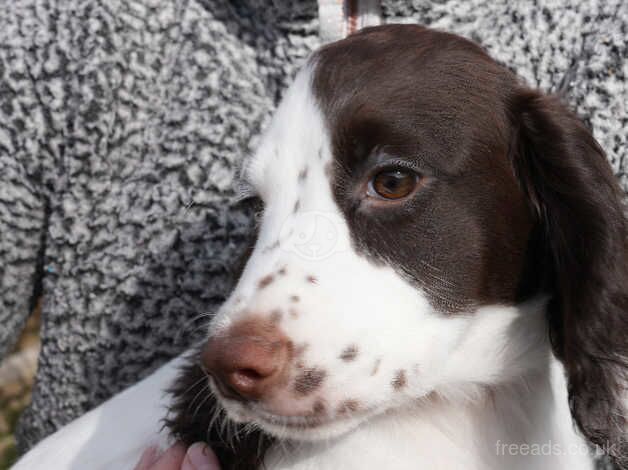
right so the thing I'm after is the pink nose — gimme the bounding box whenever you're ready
[202,317,290,400]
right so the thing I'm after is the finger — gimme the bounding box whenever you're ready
[181,442,221,470]
[150,442,187,470]
[134,446,160,470]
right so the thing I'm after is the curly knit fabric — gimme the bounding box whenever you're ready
[0,0,321,452]
[0,1,625,462]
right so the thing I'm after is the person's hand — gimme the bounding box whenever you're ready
[134,442,221,470]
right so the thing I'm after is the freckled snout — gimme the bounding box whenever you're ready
[202,317,291,401]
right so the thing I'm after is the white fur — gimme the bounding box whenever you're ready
[14,64,595,470]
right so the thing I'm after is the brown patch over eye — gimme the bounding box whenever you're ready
[294,368,326,396]
[339,345,359,362]
[369,169,418,200]
[392,369,407,390]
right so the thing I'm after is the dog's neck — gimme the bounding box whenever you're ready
[264,302,593,470]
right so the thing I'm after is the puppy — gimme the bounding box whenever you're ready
[14,25,627,470]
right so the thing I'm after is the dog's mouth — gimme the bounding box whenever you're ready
[208,378,372,440]
[231,402,372,441]
[252,407,331,430]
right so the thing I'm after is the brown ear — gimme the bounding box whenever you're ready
[510,90,628,466]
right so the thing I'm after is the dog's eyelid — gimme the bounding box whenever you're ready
[367,147,429,174]
[367,158,424,179]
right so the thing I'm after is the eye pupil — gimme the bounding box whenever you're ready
[383,173,402,191]
[371,169,418,200]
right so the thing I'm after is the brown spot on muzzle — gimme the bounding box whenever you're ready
[294,367,326,396]
[337,399,360,414]
[312,400,326,415]
[258,274,275,289]
[392,369,407,390]
[339,344,359,362]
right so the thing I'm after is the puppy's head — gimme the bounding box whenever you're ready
[173,25,627,465]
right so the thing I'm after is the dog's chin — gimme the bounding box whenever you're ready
[214,392,374,442]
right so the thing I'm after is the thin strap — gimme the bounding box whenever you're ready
[318,0,382,43]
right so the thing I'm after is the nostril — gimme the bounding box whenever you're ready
[228,367,274,395]
[237,368,266,381]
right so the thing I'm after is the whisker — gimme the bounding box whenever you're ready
[190,389,212,422]
[178,372,210,400]
[186,382,210,414]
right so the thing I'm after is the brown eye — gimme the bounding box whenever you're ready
[369,169,418,200]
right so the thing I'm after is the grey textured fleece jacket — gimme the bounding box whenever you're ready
[0,0,626,454]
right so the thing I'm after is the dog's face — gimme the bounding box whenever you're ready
[203,26,540,440]
[193,25,627,461]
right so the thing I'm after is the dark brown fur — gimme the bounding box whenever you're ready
[293,367,327,396]
[313,25,534,313]
[511,91,628,467]
[339,344,359,361]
